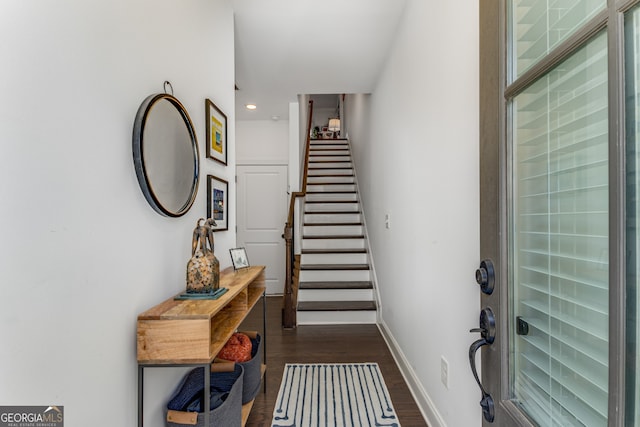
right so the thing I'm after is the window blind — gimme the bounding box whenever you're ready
[511,0,605,80]
[510,31,609,427]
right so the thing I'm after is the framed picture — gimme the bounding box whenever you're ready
[207,175,228,231]
[205,98,227,165]
[229,247,250,270]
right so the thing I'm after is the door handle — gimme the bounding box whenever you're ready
[469,307,496,423]
[475,259,495,295]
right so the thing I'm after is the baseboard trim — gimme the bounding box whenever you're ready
[378,320,447,427]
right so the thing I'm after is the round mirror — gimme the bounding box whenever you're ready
[133,94,200,217]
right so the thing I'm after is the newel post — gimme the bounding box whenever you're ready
[282,223,295,328]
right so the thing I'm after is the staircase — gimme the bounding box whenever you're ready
[296,138,377,325]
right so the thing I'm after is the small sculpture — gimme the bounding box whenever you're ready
[186,218,220,293]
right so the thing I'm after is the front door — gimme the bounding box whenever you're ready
[476,1,640,426]
[236,164,288,294]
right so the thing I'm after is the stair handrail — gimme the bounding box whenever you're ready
[282,99,314,328]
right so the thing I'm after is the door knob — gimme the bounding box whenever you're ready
[469,307,496,423]
[469,306,496,343]
[475,259,495,295]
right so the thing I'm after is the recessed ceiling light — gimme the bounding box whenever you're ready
[245,104,257,110]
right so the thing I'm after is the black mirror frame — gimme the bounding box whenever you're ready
[132,93,200,217]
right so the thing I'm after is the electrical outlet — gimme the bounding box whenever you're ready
[385,213,391,229]
[441,356,449,389]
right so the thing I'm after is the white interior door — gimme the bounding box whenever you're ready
[236,165,288,294]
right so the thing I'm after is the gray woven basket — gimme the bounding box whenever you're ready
[238,333,262,404]
[166,364,244,427]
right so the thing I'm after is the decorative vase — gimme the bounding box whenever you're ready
[186,218,220,293]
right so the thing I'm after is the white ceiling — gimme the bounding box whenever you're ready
[232,0,407,121]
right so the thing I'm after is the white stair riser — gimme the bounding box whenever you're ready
[299,269,370,282]
[302,238,365,250]
[303,225,363,236]
[308,169,353,176]
[305,203,359,212]
[306,193,358,202]
[297,310,376,325]
[309,149,350,155]
[298,288,374,302]
[309,163,352,169]
[309,144,349,150]
[304,213,362,223]
[306,184,356,192]
[308,156,351,162]
[301,253,368,265]
[306,176,354,184]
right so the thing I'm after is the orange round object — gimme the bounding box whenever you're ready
[218,333,252,362]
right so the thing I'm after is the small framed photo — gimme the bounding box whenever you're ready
[230,248,250,270]
[207,175,228,231]
[205,98,227,165]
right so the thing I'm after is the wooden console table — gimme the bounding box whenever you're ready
[137,266,266,427]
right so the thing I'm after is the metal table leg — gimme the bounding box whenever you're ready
[138,365,144,427]
[138,363,211,426]
[203,363,210,426]
[263,291,267,393]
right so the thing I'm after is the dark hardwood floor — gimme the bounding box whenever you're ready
[239,296,428,426]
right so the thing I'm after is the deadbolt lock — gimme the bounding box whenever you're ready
[475,259,495,295]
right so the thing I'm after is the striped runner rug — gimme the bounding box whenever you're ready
[271,363,401,427]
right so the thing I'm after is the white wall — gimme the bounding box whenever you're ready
[346,1,481,426]
[0,1,235,426]
[344,94,372,197]
[288,102,301,193]
[312,107,336,131]
[236,119,290,165]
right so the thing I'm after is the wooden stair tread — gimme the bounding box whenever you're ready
[303,235,364,239]
[299,281,373,290]
[307,181,356,186]
[302,248,367,254]
[297,301,376,311]
[310,147,349,149]
[303,222,362,226]
[307,174,354,177]
[306,191,357,194]
[310,146,349,149]
[300,263,370,271]
[305,200,357,204]
[310,139,348,143]
[305,211,361,215]
[306,182,355,186]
